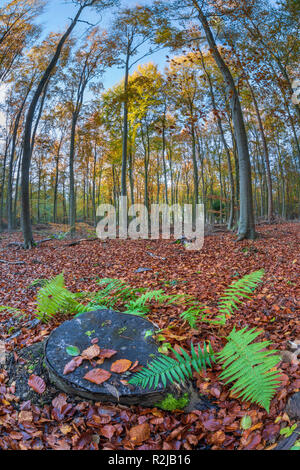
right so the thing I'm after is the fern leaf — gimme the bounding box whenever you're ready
[180,305,208,328]
[36,272,81,322]
[217,327,281,412]
[128,342,215,390]
[125,290,185,316]
[92,278,136,308]
[215,270,264,324]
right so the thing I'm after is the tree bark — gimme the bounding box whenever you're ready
[20,4,85,248]
[192,0,256,239]
[247,80,274,222]
[121,49,130,197]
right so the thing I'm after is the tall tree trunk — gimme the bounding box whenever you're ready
[7,93,29,230]
[0,135,10,230]
[192,0,255,239]
[20,4,85,248]
[92,144,97,227]
[121,50,130,197]
[161,105,169,205]
[199,49,235,229]
[13,151,21,228]
[69,113,77,235]
[53,137,63,224]
[247,80,274,222]
[191,122,199,218]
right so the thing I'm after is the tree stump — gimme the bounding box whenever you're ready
[44,309,169,406]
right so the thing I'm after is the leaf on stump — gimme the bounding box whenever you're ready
[129,360,139,371]
[81,344,101,360]
[28,374,46,394]
[84,368,111,385]
[111,359,132,373]
[63,356,83,375]
[66,345,80,356]
[99,349,117,359]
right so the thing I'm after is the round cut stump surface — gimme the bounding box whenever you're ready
[45,309,168,405]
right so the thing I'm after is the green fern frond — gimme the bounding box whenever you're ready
[91,278,136,308]
[124,290,185,316]
[128,342,215,389]
[0,305,23,314]
[180,305,208,328]
[0,305,25,320]
[36,272,81,322]
[217,327,281,412]
[215,269,264,324]
[124,289,166,316]
[27,278,49,289]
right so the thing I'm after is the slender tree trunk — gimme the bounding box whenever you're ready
[128,139,135,205]
[247,81,274,222]
[12,150,21,227]
[199,49,235,229]
[53,136,63,223]
[121,50,130,197]
[20,4,85,248]
[37,160,41,223]
[191,122,199,218]
[161,106,169,205]
[7,93,29,230]
[69,113,77,235]
[192,0,255,239]
[0,136,10,230]
[92,144,97,226]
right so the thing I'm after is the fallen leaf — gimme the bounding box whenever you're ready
[52,393,68,412]
[81,344,101,360]
[129,423,150,444]
[66,345,80,356]
[28,374,46,394]
[241,415,252,430]
[84,368,111,385]
[18,411,33,423]
[101,424,115,439]
[99,349,117,359]
[111,359,132,373]
[129,360,139,371]
[63,356,83,375]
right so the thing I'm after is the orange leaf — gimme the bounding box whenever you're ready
[129,423,150,444]
[111,359,132,373]
[129,360,139,371]
[83,368,111,385]
[28,374,46,394]
[81,344,101,360]
[63,356,83,375]
[99,349,117,359]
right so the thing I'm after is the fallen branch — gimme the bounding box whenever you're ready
[65,238,98,247]
[35,238,52,245]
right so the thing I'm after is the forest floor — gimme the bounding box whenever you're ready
[0,222,299,450]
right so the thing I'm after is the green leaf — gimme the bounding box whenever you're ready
[66,345,80,356]
[129,341,215,390]
[241,415,252,430]
[216,270,265,324]
[217,327,281,412]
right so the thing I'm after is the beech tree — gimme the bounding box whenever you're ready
[0,0,43,81]
[20,0,118,248]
